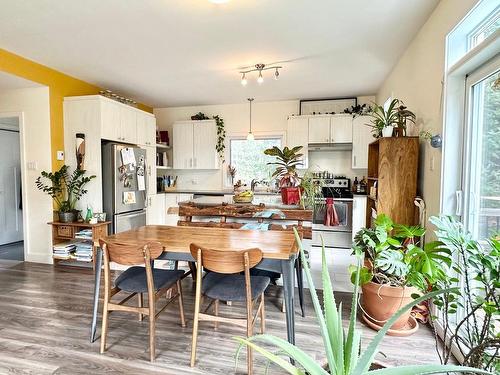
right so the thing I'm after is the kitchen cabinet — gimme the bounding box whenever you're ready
[308,116,330,143]
[164,193,194,226]
[146,194,166,225]
[352,195,367,240]
[172,120,218,170]
[352,116,372,169]
[286,117,309,169]
[100,99,138,144]
[119,106,137,143]
[330,115,352,143]
[145,146,157,194]
[137,112,157,146]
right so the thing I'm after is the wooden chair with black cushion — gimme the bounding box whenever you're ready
[99,239,186,362]
[189,244,270,375]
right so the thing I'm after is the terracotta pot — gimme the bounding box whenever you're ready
[281,187,301,205]
[361,281,418,330]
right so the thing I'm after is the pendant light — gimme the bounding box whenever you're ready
[246,98,255,141]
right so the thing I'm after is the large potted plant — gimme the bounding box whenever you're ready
[36,165,96,223]
[264,145,303,205]
[368,98,415,138]
[235,228,490,375]
[350,214,452,334]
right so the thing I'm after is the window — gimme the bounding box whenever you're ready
[229,137,282,185]
[468,8,500,50]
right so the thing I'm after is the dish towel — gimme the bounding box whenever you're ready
[324,198,339,226]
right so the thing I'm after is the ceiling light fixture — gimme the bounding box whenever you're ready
[246,98,255,141]
[239,63,282,85]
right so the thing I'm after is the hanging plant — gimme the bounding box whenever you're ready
[213,115,226,163]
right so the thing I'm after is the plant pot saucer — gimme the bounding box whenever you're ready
[362,313,419,337]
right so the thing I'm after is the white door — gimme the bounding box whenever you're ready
[193,120,218,169]
[119,107,137,144]
[100,100,121,141]
[287,117,309,168]
[173,122,194,169]
[0,129,23,245]
[145,145,157,195]
[352,115,373,169]
[308,117,331,143]
[330,115,353,143]
[146,194,165,225]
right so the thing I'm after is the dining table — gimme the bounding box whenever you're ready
[90,225,300,346]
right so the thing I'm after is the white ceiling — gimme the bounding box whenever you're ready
[0,71,43,91]
[0,0,439,107]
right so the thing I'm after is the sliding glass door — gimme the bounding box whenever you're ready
[462,58,500,242]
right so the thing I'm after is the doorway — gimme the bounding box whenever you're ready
[0,115,24,261]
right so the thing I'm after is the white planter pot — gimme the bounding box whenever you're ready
[382,126,394,137]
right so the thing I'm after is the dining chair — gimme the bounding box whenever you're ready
[99,239,186,362]
[189,244,270,375]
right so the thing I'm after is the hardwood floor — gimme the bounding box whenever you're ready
[0,260,442,374]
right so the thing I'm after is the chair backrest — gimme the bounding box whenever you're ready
[99,239,163,266]
[189,244,263,274]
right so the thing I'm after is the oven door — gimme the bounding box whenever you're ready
[313,199,353,232]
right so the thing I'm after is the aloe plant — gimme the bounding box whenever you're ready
[234,228,492,375]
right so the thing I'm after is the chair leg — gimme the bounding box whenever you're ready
[100,303,109,354]
[138,293,144,321]
[214,299,219,331]
[149,297,156,362]
[176,280,186,328]
[260,293,266,334]
[190,291,202,367]
[247,311,253,375]
[296,258,305,318]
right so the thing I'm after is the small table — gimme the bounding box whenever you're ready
[90,225,299,346]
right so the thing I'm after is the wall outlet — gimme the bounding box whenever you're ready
[430,156,435,171]
[56,151,64,160]
[27,161,38,170]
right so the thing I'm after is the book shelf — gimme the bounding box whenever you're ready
[366,137,419,227]
[48,221,110,269]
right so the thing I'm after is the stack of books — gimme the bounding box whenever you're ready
[75,229,93,240]
[75,242,93,262]
[53,242,76,260]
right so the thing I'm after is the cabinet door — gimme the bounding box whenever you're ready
[120,107,137,144]
[145,146,157,194]
[100,100,121,141]
[352,116,372,169]
[164,194,179,226]
[146,194,165,225]
[145,116,157,146]
[330,115,352,143]
[287,117,309,169]
[352,196,367,240]
[308,117,331,143]
[136,113,157,146]
[173,122,194,169]
[193,120,218,169]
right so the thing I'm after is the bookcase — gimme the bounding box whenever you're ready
[365,137,419,226]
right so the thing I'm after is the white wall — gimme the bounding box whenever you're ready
[154,95,374,189]
[377,0,478,222]
[0,86,52,263]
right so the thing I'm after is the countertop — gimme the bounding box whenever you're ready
[179,195,306,210]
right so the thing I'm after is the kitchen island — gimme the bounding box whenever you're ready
[177,195,313,239]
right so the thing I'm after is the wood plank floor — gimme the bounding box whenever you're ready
[0,260,442,374]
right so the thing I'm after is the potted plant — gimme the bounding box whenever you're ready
[368,99,415,138]
[298,171,324,210]
[235,228,490,375]
[36,165,96,223]
[394,103,416,136]
[428,216,499,373]
[350,214,452,334]
[264,145,303,205]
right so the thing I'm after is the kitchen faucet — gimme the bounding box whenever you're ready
[250,179,261,192]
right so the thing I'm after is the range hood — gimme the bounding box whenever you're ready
[308,143,353,152]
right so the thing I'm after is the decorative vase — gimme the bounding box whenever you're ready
[58,211,76,223]
[382,125,394,137]
[361,281,418,331]
[281,187,301,205]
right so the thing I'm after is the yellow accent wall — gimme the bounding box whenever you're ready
[0,48,153,170]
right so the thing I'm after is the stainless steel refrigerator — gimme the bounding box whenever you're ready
[102,142,147,234]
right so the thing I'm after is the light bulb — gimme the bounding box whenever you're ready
[246,132,255,141]
[257,71,264,84]
[241,73,247,86]
[274,68,279,80]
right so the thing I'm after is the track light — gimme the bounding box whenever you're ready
[257,71,264,84]
[274,68,279,80]
[239,63,282,85]
[241,73,247,86]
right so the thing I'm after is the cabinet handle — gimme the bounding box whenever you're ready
[353,155,356,167]
[194,158,197,168]
[190,158,193,168]
[455,190,462,216]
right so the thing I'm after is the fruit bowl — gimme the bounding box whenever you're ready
[233,191,253,203]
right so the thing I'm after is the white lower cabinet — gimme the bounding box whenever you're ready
[164,193,194,226]
[352,195,367,240]
[146,194,166,225]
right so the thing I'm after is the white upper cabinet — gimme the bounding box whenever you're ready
[172,120,218,170]
[308,116,331,143]
[119,106,137,144]
[352,115,372,169]
[330,114,353,143]
[100,99,121,141]
[137,112,157,146]
[287,117,309,169]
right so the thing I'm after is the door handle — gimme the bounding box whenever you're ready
[455,190,462,216]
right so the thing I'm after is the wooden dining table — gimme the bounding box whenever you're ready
[90,225,300,346]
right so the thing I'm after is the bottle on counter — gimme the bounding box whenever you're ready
[360,176,367,194]
[352,177,359,193]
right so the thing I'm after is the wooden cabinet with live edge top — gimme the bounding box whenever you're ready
[48,221,110,269]
[365,137,419,226]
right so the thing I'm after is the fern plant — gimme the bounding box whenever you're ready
[234,228,491,375]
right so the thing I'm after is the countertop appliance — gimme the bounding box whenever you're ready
[102,142,147,234]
